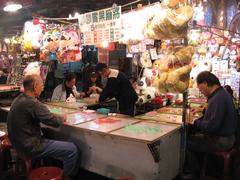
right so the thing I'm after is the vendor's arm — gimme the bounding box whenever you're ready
[72,85,85,98]
[96,81,103,93]
[96,86,103,93]
[34,101,64,128]
[99,78,116,102]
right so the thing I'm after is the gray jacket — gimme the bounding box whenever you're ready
[51,83,80,101]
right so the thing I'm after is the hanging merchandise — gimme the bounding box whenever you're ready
[188,29,201,45]
[137,76,158,104]
[126,39,154,54]
[40,25,81,63]
[162,0,184,8]
[40,27,60,61]
[152,46,195,93]
[57,27,81,63]
[23,61,41,76]
[120,3,160,45]
[139,50,152,68]
[22,20,46,52]
[78,6,122,45]
[143,4,193,40]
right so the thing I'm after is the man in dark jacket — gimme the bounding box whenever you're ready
[7,75,79,178]
[95,63,138,116]
[183,71,237,179]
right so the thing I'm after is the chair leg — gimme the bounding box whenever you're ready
[200,154,209,180]
[0,151,3,180]
[14,157,21,180]
[222,154,230,180]
[24,159,32,177]
[14,157,31,180]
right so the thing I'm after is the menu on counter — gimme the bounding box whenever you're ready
[111,121,180,142]
[66,112,106,125]
[45,104,78,115]
[46,101,89,109]
[136,112,183,124]
[76,117,139,133]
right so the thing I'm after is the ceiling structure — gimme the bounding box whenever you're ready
[0,0,157,38]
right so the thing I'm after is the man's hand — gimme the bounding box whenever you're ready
[90,86,97,92]
[54,113,67,123]
[187,116,195,125]
[190,106,204,115]
[95,97,99,104]
[79,92,86,98]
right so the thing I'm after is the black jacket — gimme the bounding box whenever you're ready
[193,87,237,137]
[99,69,138,113]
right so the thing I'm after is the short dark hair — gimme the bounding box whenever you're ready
[65,73,76,82]
[224,85,233,96]
[95,63,108,73]
[23,75,37,91]
[196,71,221,86]
[90,72,97,78]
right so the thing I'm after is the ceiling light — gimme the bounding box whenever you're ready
[3,3,22,12]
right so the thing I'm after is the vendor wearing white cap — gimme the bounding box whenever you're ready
[96,63,138,116]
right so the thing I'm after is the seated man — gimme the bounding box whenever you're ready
[51,73,84,101]
[7,75,79,178]
[183,71,237,179]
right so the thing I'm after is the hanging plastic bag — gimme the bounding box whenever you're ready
[144,5,193,40]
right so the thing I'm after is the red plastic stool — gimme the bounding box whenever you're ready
[29,166,63,180]
[115,178,134,180]
[0,136,12,180]
[201,148,238,180]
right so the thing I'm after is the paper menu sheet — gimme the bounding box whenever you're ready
[111,121,180,142]
[135,112,183,124]
[76,117,140,133]
[45,104,77,115]
[156,107,183,115]
[66,112,106,125]
[46,101,89,109]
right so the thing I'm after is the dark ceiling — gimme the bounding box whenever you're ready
[0,0,155,38]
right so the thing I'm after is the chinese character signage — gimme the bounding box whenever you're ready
[79,6,121,45]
